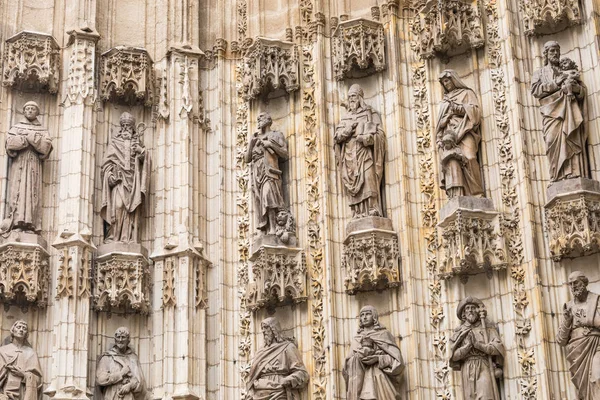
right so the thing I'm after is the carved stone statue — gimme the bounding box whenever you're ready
[343,305,404,399]
[247,317,309,399]
[0,320,42,400]
[1,101,53,234]
[335,84,386,219]
[100,112,150,244]
[557,271,600,399]
[531,41,588,182]
[245,112,290,236]
[450,297,505,400]
[436,70,483,198]
[96,327,147,400]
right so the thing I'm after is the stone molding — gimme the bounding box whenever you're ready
[2,30,60,93]
[332,18,386,81]
[520,0,582,36]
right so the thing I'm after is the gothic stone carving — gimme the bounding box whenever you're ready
[520,0,582,36]
[100,46,154,107]
[247,317,309,399]
[343,306,404,399]
[0,232,49,306]
[332,18,385,81]
[239,37,299,100]
[544,178,600,261]
[342,217,401,294]
[438,197,507,280]
[2,31,60,93]
[412,0,484,60]
[64,29,100,105]
[93,243,150,314]
[450,297,505,400]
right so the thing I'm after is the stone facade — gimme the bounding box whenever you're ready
[1,0,600,399]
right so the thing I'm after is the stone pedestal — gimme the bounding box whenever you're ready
[437,197,507,280]
[246,236,306,311]
[544,177,600,261]
[93,242,150,313]
[342,217,401,294]
[0,231,49,306]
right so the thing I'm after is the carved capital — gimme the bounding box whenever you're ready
[332,18,386,81]
[519,0,582,36]
[2,31,60,93]
[99,46,154,107]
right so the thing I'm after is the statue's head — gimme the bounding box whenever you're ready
[568,271,589,300]
[22,101,40,122]
[114,327,131,353]
[276,209,289,226]
[347,84,365,113]
[119,112,136,138]
[543,41,561,66]
[438,70,470,94]
[257,112,273,131]
[358,305,383,332]
[457,296,484,324]
[10,320,28,341]
[261,317,283,346]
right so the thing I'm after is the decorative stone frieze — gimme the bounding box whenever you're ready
[412,0,484,60]
[2,31,60,93]
[0,232,49,306]
[332,18,386,81]
[93,243,150,314]
[544,178,600,261]
[438,197,507,281]
[520,0,582,36]
[342,217,401,294]
[239,37,299,100]
[99,46,154,106]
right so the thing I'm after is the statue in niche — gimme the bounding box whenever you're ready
[96,327,147,400]
[557,271,600,399]
[436,70,483,199]
[245,112,292,238]
[335,84,386,219]
[100,112,150,244]
[343,305,404,399]
[0,320,42,400]
[1,101,53,234]
[450,297,505,400]
[531,41,588,182]
[247,317,308,399]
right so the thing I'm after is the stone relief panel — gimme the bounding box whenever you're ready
[520,0,583,36]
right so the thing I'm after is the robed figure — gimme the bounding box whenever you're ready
[557,271,600,399]
[96,327,147,400]
[1,102,52,234]
[335,84,387,219]
[0,320,42,400]
[436,70,483,198]
[247,317,308,400]
[531,41,588,182]
[100,113,150,243]
[450,297,505,400]
[343,306,404,400]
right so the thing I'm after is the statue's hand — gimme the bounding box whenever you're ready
[361,355,379,366]
[6,365,24,378]
[118,383,132,396]
[108,175,122,188]
[132,143,144,155]
[119,364,131,380]
[281,377,293,388]
[556,73,567,86]
[26,131,40,145]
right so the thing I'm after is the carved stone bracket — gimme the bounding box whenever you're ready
[246,243,307,311]
[412,0,484,60]
[2,31,60,93]
[52,232,95,300]
[332,18,386,81]
[342,217,401,294]
[99,46,154,107]
[239,37,299,101]
[520,0,582,36]
[64,29,100,105]
[0,232,49,306]
[93,243,150,313]
[437,197,507,281]
[544,178,600,261]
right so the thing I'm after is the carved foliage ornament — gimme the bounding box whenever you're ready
[100,46,154,107]
[332,18,386,81]
[519,0,582,36]
[0,244,49,306]
[3,31,60,93]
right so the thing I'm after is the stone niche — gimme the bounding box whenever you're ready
[332,18,386,81]
[412,0,484,60]
[239,37,299,101]
[0,232,49,307]
[93,243,151,314]
[437,197,507,281]
[99,46,154,107]
[545,178,600,261]
[520,0,582,36]
[342,217,401,294]
[2,31,60,94]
